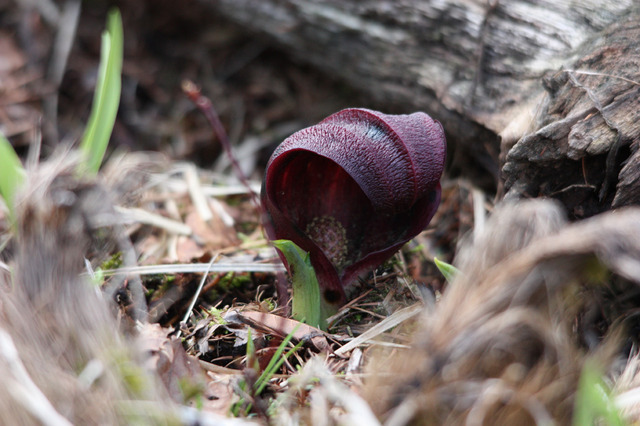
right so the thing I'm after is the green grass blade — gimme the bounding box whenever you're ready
[0,132,25,220]
[79,8,123,175]
[434,257,460,283]
[254,323,302,395]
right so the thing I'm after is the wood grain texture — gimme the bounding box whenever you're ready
[503,17,640,217]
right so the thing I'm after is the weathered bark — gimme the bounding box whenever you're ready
[503,17,640,218]
[205,0,640,215]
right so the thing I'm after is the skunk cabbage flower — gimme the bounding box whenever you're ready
[261,108,446,309]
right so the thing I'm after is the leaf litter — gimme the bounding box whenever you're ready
[1,1,640,424]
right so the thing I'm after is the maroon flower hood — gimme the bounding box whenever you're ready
[261,108,446,308]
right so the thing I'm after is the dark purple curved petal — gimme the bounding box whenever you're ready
[262,108,446,308]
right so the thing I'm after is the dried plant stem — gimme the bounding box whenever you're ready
[472,187,486,239]
[177,255,219,338]
[114,206,192,235]
[101,262,285,276]
[0,329,73,426]
[334,303,423,356]
[184,163,213,222]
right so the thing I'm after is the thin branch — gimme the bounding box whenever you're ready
[182,80,290,310]
[181,80,260,206]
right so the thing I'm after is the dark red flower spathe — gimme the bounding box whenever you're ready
[261,108,446,308]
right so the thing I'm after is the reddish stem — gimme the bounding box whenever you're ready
[182,80,290,310]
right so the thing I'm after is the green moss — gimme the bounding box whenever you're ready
[218,272,251,292]
[261,298,276,311]
[144,274,176,300]
[208,307,227,325]
[100,252,123,270]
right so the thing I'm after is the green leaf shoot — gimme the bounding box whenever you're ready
[0,132,25,221]
[79,8,123,175]
[573,360,626,426]
[272,239,327,330]
[434,257,460,283]
[255,323,303,396]
[230,323,303,416]
[246,327,259,371]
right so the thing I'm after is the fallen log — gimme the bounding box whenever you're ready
[205,0,640,215]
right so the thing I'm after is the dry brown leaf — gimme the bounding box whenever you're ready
[176,234,206,262]
[138,322,174,371]
[154,338,205,402]
[139,323,230,413]
[225,310,331,353]
[186,207,239,248]
[204,372,237,415]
